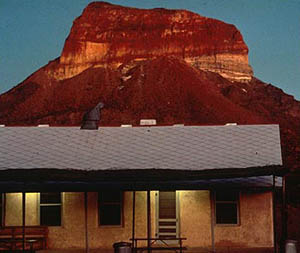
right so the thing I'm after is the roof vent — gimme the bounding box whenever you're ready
[140,119,156,126]
[173,124,184,127]
[81,102,104,130]
[225,123,237,126]
[38,124,49,127]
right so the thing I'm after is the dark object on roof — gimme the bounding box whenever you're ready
[81,102,104,130]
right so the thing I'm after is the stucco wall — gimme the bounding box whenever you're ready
[179,190,212,248]
[46,191,156,249]
[214,191,274,248]
[4,190,273,250]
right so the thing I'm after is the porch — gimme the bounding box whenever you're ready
[0,187,279,253]
[0,124,284,252]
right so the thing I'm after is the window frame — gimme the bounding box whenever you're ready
[98,191,124,227]
[214,191,240,226]
[39,192,62,227]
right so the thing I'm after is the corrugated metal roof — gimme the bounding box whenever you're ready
[0,124,282,171]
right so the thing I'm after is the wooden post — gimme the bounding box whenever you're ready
[281,176,287,253]
[132,191,136,252]
[147,190,151,253]
[273,175,277,253]
[84,192,89,253]
[22,192,26,251]
[210,191,215,253]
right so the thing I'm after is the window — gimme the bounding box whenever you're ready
[215,191,239,225]
[40,192,61,226]
[98,191,123,226]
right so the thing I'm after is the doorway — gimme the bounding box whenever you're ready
[155,191,180,238]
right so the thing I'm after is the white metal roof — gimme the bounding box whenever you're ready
[0,124,282,171]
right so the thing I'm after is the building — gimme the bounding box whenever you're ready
[0,124,284,252]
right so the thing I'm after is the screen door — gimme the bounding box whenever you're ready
[156,191,179,238]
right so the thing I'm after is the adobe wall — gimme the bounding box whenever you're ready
[4,191,155,249]
[214,191,274,248]
[179,190,212,248]
[4,190,273,250]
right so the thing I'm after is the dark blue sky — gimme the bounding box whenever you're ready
[1,0,299,100]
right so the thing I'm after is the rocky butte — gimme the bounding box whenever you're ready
[53,2,253,82]
[0,1,299,174]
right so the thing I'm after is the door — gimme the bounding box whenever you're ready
[156,191,179,238]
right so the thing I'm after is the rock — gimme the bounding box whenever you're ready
[49,1,253,82]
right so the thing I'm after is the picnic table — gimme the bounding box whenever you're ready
[130,237,187,253]
[0,238,38,251]
[0,226,48,251]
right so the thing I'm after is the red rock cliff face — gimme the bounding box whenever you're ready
[50,1,252,82]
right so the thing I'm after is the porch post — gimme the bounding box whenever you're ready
[84,192,89,253]
[281,176,287,253]
[147,190,151,253]
[210,190,215,253]
[132,191,136,251]
[273,175,277,253]
[22,192,26,251]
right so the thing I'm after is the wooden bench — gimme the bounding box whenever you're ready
[0,226,48,251]
[131,237,187,253]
